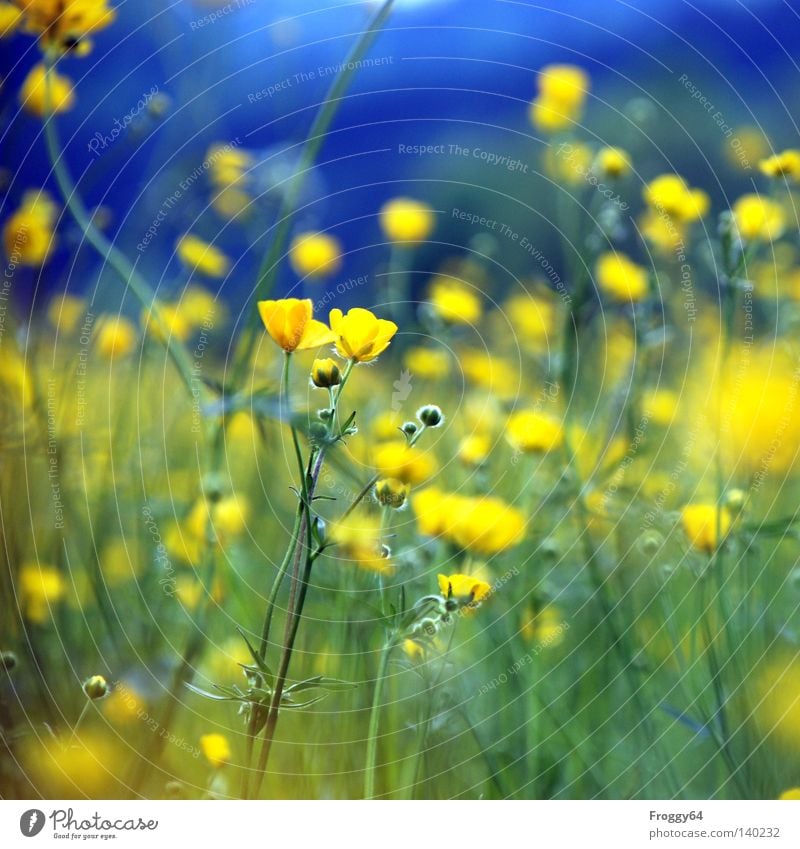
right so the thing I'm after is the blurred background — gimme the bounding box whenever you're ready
[2,0,800,320]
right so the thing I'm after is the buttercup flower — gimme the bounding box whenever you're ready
[595,146,631,179]
[310,357,342,388]
[200,733,231,768]
[506,410,564,453]
[12,0,116,53]
[428,277,482,325]
[437,573,492,611]
[20,64,74,115]
[176,234,230,277]
[19,562,66,623]
[379,197,435,242]
[595,252,649,302]
[289,231,342,278]
[779,788,800,800]
[404,346,450,380]
[3,189,58,265]
[681,504,731,554]
[759,149,800,181]
[529,64,589,133]
[47,294,86,333]
[732,194,786,242]
[449,496,527,555]
[329,307,397,362]
[259,298,335,353]
[643,174,709,222]
[375,477,409,509]
[373,440,437,484]
[0,3,22,35]
[94,314,137,359]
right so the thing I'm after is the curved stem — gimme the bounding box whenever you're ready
[364,637,394,799]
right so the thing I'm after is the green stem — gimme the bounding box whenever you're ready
[230,0,396,387]
[68,699,92,745]
[364,636,395,799]
[41,58,200,400]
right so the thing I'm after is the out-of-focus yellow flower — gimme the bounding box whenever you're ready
[503,294,556,349]
[99,537,141,586]
[643,174,709,222]
[779,788,800,800]
[732,193,785,242]
[457,433,492,466]
[179,285,224,329]
[725,126,769,171]
[94,314,137,359]
[759,149,800,181]
[595,252,649,302]
[329,509,392,574]
[411,487,452,537]
[0,3,22,36]
[212,494,250,541]
[289,231,342,278]
[595,146,631,179]
[379,197,435,242]
[438,573,492,610]
[14,0,116,53]
[428,276,482,325]
[642,388,679,426]
[403,638,424,661]
[373,439,437,484]
[544,142,592,185]
[521,605,566,646]
[404,346,450,380]
[19,561,66,623]
[47,293,86,332]
[3,189,58,265]
[370,410,403,441]
[176,234,230,277]
[375,477,409,509]
[329,307,397,362]
[200,733,231,768]
[753,653,800,752]
[141,302,192,344]
[208,142,252,219]
[529,64,589,133]
[102,682,146,724]
[449,496,526,555]
[640,209,686,256]
[310,357,342,388]
[506,409,563,453]
[259,298,335,353]
[460,350,519,398]
[681,503,731,554]
[21,733,124,797]
[20,63,74,115]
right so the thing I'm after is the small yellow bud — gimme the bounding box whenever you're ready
[310,357,342,388]
[83,675,109,700]
[375,478,409,509]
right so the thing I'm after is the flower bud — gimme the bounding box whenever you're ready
[83,674,109,700]
[311,357,342,388]
[318,408,333,421]
[1,651,17,671]
[401,421,418,437]
[417,404,444,428]
[375,478,409,509]
[725,488,746,514]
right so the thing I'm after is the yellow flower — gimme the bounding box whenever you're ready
[0,3,22,36]
[429,277,482,325]
[642,388,679,426]
[503,294,556,349]
[370,410,404,441]
[375,477,409,509]
[289,231,342,278]
[259,298,335,353]
[595,252,649,302]
[176,234,230,277]
[329,509,392,575]
[329,307,397,362]
[460,350,519,398]
[457,433,492,466]
[141,302,192,344]
[3,189,58,265]
[179,285,224,329]
[20,63,74,115]
[732,193,785,242]
[99,537,141,585]
[200,733,231,768]
[643,174,709,222]
[759,149,800,181]
[640,209,686,255]
[310,357,342,388]
[412,487,455,537]
[779,788,800,800]
[403,638,424,661]
[521,605,566,647]
[404,346,450,380]
[19,562,66,623]
[449,496,527,555]
[373,440,437,484]
[506,410,564,453]
[47,294,86,332]
[544,142,593,185]
[379,197,435,242]
[595,146,631,179]
[681,504,731,554]
[94,314,137,358]
[102,682,146,725]
[437,573,492,610]
[752,653,800,752]
[14,0,116,52]
[529,64,589,133]
[212,495,249,541]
